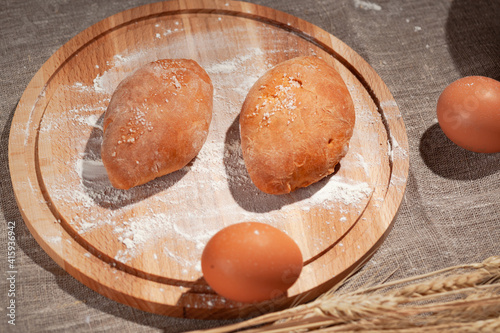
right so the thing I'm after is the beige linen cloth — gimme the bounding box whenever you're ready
[0,0,498,332]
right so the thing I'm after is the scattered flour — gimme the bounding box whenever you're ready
[46,236,62,244]
[353,0,382,11]
[39,23,390,279]
[205,48,264,74]
[380,100,398,109]
[388,133,408,163]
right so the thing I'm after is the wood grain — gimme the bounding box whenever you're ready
[8,0,409,319]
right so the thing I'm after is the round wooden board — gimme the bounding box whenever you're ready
[9,0,409,319]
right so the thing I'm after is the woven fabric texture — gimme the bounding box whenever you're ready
[1,0,499,332]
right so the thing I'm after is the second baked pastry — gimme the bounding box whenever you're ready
[239,56,355,195]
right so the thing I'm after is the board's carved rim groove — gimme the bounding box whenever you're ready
[34,4,396,283]
[9,0,409,318]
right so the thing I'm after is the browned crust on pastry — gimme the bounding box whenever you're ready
[101,59,213,189]
[240,56,355,195]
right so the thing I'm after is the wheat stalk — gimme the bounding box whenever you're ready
[314,316,500,332]
[190,256,500,333]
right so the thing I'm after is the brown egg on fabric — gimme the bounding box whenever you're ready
[201,222,303,303]
[436,76,500,153]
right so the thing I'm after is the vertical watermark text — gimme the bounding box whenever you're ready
[6,221,17,325]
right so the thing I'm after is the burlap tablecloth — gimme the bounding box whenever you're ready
[1,0,499,332]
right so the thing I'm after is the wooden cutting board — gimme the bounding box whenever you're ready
[8,0,409,319]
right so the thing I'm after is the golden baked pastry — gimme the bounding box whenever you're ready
[239,56,355,195]
[101,59,213,189]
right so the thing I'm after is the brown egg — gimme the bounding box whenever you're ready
[437,76,500,153]
[201,222,303,303]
